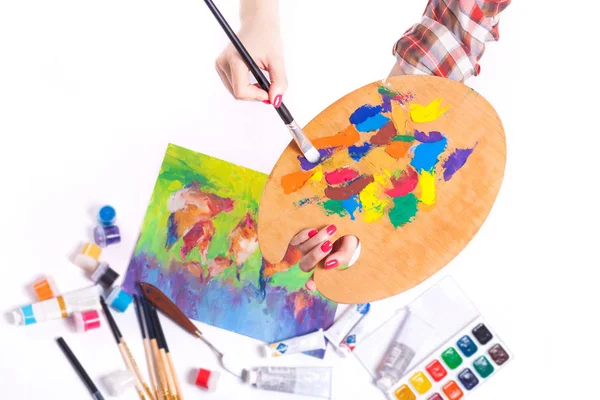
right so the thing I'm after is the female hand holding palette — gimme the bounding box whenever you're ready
[258,75,506,303]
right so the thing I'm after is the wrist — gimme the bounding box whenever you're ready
[240,0,280,29]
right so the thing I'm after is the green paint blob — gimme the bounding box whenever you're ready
[388,193,419,228]
[320,199,348,218]
[392,135,415,142]
[441,347,463,370]
[378,86,400,97]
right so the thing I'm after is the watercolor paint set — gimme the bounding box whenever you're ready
[351,277,511,399]
[389,317,511,399]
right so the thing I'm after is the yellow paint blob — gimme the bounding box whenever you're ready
[309,166,323,182]
[409,98,449,123]
[409,371,432,394]
[394,385,416,400]
[359,172,391,222]
[391,102,408,132]
[418,171,436,205]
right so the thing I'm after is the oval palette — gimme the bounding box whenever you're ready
[258,76,506,304]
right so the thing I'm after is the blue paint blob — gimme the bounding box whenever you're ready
[349,105,383,125]
[346,334,357,345]
[357,303,371,315]
[341,195,361,220]
[348,142,374,162]
[355,114,390,132]
[458,368,479,390]
[457,335,478,357]
[276,343,289,354]
[298,147,337,171]
[410,137,448,172]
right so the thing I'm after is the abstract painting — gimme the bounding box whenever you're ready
[123,144,337,358]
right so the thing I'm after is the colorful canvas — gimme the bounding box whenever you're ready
[280,86,476,228]
[123,144,337,358]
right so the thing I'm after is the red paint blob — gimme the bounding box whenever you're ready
[385,167,419,197]
[426,359,447,382]
[324,167,360,185]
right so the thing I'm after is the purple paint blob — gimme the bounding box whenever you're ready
[349,105,383,125]
[415,130,444,143]
[443,147,475,181]
[382,95,392,112]
[348,142,374,162]
[298,147,337,171]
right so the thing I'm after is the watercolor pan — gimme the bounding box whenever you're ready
[387,317,511,400]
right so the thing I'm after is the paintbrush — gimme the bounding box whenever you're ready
[56,337,105,400]
[140,282,245,377]
[134,295,160,400]
[141,297,170,400]
[151,305,184,400]
[99,296,156,400]
[203,0,320,164]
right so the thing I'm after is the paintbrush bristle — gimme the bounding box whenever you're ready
[304,146,321,164]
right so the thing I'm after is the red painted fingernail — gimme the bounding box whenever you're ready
[262,100,270,104]
[324,259,338,269]
[273,94,282,108]
[308,229,318,238]
[321,240,332,252]
[326,225,337,235]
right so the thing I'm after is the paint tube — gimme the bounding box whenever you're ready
[339,307,408,357]
[262,329,326,357]
[11,285,101,326]
[244,367,332,399]
[324,303,370,350]
[376,310,433,390]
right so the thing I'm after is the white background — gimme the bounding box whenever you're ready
[0,1,599,399]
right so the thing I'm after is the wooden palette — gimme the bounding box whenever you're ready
[258,76,506,304]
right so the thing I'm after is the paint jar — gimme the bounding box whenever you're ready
[243,367,332,399]
[263,329,326,357]
[32,276,60,301]
[102,370,135,396]
[73,310,101,332]
[94,225,121,248]
[195,368,220,392]
[376,311,433,390]
[98,205,117,227]
[74,243,102,272]
[105,285,133,312]
[324,303,370,350]
[12,285,101,326]
[90,262,120,289]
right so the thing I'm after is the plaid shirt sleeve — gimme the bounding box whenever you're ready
[392,0,511,82]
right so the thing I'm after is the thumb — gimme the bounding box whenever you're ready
[266,55,288,108]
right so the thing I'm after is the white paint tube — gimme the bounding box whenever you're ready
[262,329,326,357]
[244,367,332,399]
[376,310,433,390]
[324,303,371,350]
[339,307,408,357]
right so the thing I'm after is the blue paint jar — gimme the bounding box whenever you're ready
[98,205,117,226]
[106,286,132,312]
[94,225,121,248]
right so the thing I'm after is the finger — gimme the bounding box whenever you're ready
[215,62,234,96]
[299,239,333,272]
[305,275,317,292]
[266,55,288,107]
[296,224,337,254]
[230,59,269,101]
[323,235,359,270]
[289,228,318,246]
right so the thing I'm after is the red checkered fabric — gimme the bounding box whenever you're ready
[393,0,511,82]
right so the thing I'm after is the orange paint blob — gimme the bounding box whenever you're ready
[386,141,412,158]
[313,125,360,149]
[281,170,315,194]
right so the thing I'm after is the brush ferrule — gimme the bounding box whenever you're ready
[285,121,320,164]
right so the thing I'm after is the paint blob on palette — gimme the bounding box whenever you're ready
[388,319,511,400]
[280,86,476,228]
[123,144,336,358]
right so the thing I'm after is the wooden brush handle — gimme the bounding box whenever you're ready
[143,339,160,400]
[166,353,184,400]
[160,349,177,399]
[118,344,148,400]
[151,339,169,400]
[122,339,156,400]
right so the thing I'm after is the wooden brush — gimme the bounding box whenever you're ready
[152,305,184,400]
[99,296,155,400]
[134,295,160,400]
[140,282,245,377]
[141,296,170,400]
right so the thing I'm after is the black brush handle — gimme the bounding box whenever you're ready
[203,0,294,124]
[56,337,103,399]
